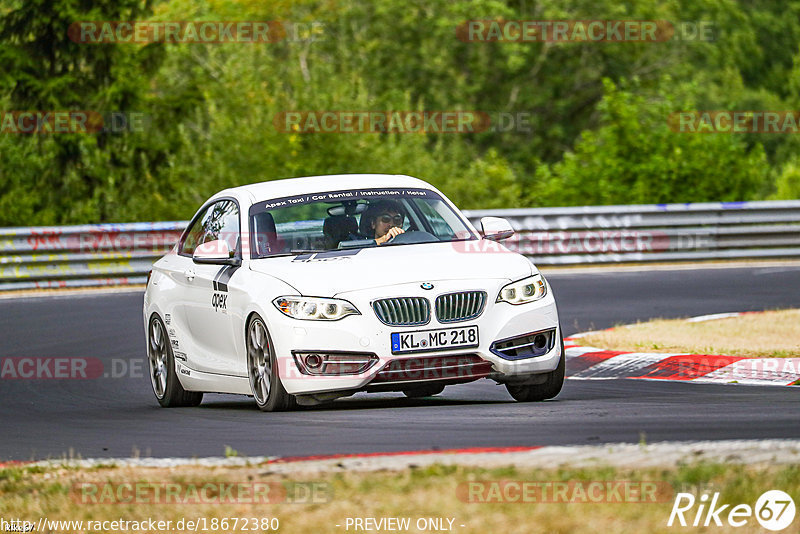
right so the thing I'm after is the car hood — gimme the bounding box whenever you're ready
[248,241,535,296]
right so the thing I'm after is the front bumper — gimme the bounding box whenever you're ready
[268,278,561,395]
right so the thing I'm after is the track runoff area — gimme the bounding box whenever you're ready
[1,262,799,533]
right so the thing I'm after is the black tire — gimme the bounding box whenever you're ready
[403,384,446,398]
[247,314,296,412]
[505,337,565,402]
[147,314,203,407]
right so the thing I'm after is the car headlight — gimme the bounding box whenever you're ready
[497,274,547,305]
[273,296,360,320]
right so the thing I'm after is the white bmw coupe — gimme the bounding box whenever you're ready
[144,174,564,411]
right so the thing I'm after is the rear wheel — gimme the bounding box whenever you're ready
[403,384,446,398]
[147,315,203,407]
[247,315,296,412]
[505,337,565,402]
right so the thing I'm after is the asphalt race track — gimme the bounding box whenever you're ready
[1,264,799,461]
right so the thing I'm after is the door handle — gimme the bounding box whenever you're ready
[183,269,195,281]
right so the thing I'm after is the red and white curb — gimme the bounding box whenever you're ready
[564,312,800,386]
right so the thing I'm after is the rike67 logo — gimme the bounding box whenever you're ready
[668,490,795,531]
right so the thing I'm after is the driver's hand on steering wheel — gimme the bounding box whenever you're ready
[375,226,405,245]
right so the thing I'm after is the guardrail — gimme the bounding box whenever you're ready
[463,200,800,265]
[0,222,184,291]
[1,200,798,290]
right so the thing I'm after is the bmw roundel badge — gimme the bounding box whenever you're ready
[421,282,434,290]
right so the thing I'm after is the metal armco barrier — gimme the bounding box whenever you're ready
[0,222,184,291]
[464,200,800,265]
[1,200,798,290]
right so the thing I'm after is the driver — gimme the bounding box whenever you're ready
[363,200,406,245]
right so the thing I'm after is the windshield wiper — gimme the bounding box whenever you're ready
[259,249,326,258]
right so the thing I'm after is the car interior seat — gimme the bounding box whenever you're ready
[251,211,280,256]
[323,215,359,249]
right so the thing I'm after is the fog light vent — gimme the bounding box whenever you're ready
[293,352,378,376]
[490,329,557,360]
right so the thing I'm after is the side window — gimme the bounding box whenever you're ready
[180,200,240,257]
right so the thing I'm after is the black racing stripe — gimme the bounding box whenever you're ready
[212,268,224,291]
[215,264,240,292]
[314,249,361,258]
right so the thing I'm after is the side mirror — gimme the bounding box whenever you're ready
[192,240,240,266]
[480,217,515,241]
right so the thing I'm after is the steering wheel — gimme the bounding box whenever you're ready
[385,230,439,245]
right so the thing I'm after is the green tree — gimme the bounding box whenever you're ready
[530,78,768,206]
[1,0,798,225]
[770,156,800,200]
[0,0,188,224]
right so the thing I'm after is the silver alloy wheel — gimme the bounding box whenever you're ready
[247,318,272,405]
[148,319,168,399]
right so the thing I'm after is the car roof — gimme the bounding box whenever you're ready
[213,174,436,204]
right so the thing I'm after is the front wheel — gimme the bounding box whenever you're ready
[247,314,296,412]
[147,315,203,407]
[505,337,565,402]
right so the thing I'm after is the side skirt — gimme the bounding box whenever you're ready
[175,361,251,395]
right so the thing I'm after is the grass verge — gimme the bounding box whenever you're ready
[1,462,798,533]
[577,309,800,358]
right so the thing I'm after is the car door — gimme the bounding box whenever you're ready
[175,199,242,376]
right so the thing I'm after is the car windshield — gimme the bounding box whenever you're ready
[248,188,477,258]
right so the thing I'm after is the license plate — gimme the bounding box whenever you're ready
[391,326,479,354]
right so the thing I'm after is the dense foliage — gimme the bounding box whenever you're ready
[1,0,798,225]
